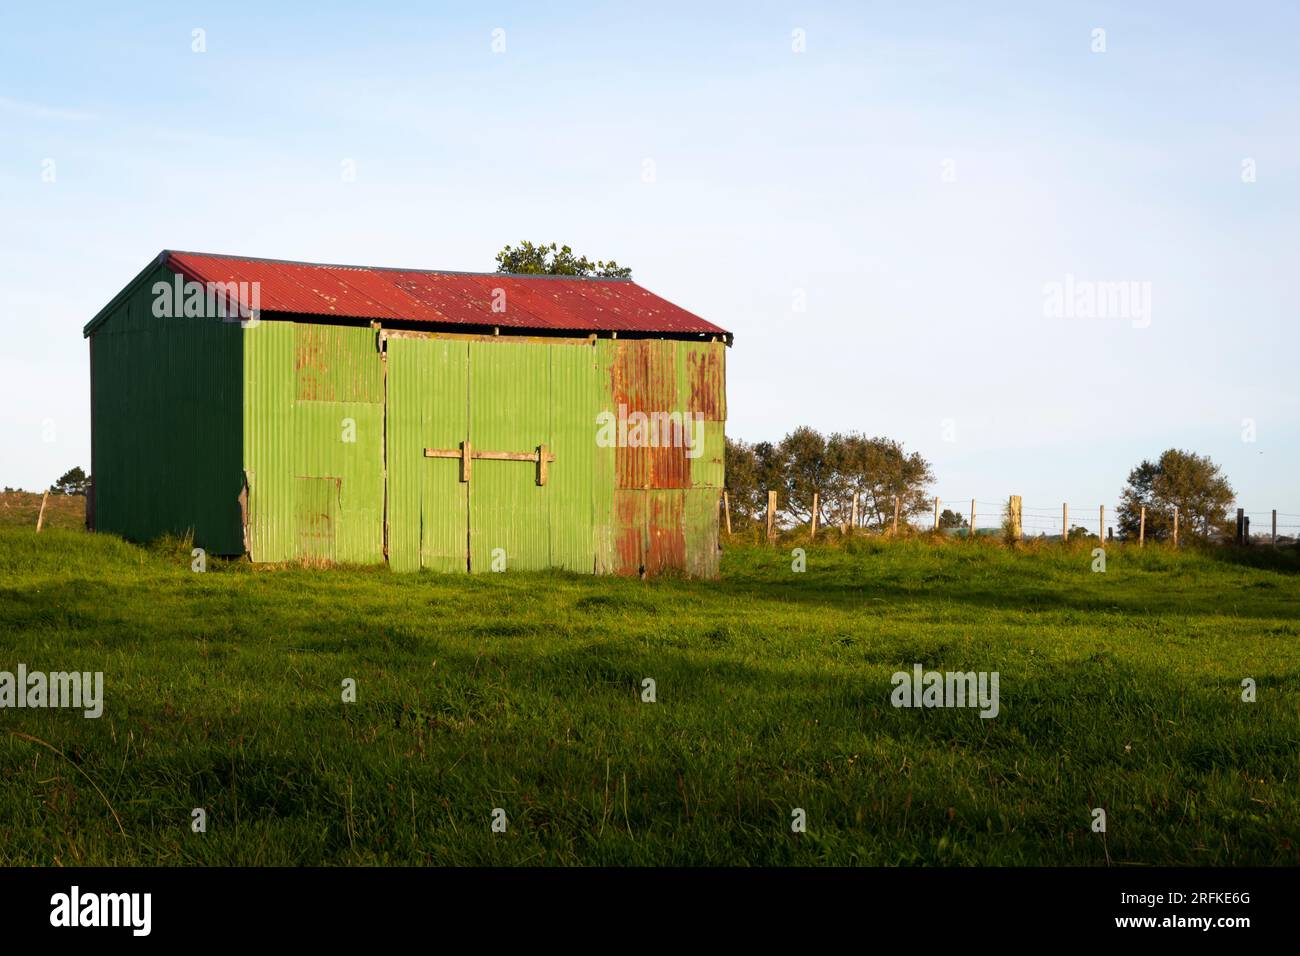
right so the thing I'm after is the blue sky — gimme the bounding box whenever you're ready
[2,1,1296,528]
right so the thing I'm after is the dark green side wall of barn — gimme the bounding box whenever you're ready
[88,263,245,554]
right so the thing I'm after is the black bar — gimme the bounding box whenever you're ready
[0,867,1283,942]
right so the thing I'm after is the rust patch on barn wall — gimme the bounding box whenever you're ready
[613,490,646,575]
[295,325,330,401]
[611,340,690,490]
[687,346,725,420]
[295,324,383,403]
[645,492,686,574]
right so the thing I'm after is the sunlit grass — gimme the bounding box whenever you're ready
[1,526,1297,865]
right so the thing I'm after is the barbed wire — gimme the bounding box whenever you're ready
[840,494,1300,541]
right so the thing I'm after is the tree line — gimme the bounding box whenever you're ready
[726,430,1240,542]
[725,428,934,530]
[3,467,89,496]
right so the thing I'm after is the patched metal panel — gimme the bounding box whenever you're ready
[295,323,383,403]
[683,487,721,578]
[243,322,295,561]
[386,335,469,572]
[678,341,727,421]
[295,477,338,561]
[88,261,244,554]
[645,491,686,574]
[548,340,600,571]
[692,421,726,489]
[592,340,617,573]
[612,489,647,575]
[468,339,551,572]
[597,340,726,576]
[611,339,690,490]
[244,321,384,563]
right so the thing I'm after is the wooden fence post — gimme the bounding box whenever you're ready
[36,490,49,533]
[1062,503,1069,541]
[1172,507,1179,547]
[1139,506,1145,547]
[1273,509,1278,546]
[1236,507,1245,545]
[766,491,777,543]
[933,497,941,532]
[892,496,901,536]
[1008,495,1022,539]
[722,490,732,535]
[969,499,976,539]
[850,492,859,532]
[810,492,819,540]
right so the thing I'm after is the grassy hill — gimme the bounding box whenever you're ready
[1,525,1297,865]
[0,492,84,531]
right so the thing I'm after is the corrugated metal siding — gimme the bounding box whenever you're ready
[612,489,647,575]
[295,476,339,561]
[548,340,600,571]
[88,262,243,553]
[295,323,384,403]
[592,340,618,573]
[611,339,691,490]
[244,322,384,563]
[692,421,726,489]
[679,341,727,421]
[683,487,721,577]
[645,491,686,574]
[468,340,551,572]
[243,321,294,560]
[386,335,469,572]
[684,342,725,578]
[600,339,726,577]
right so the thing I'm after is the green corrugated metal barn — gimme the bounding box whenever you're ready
[83,251,731,576]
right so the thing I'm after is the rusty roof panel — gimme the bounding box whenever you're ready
[162,251,729,338]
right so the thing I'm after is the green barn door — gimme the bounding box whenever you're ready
[468,340,552,572]
[386,336,470,572]
[386,335,597,573]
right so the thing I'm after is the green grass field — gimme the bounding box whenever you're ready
[1,516,1298,866]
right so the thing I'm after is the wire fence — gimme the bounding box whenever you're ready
[910,498,1300,543]
[729,491,1300,545]
[915,497,1127,539]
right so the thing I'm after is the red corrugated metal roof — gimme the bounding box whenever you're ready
[162,250,730,340]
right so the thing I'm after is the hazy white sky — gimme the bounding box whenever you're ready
[2,1,1296,527]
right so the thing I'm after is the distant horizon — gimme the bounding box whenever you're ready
[3,1,1296,518]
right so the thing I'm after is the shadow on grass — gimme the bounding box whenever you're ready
[1202,543,1300,575]
[707,574,1300,623]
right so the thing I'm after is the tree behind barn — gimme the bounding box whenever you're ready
[827,433,933,529]
[495,241,632,279]
[724,428,932,530]
[723,437,783,529]
[51,466,89,496]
